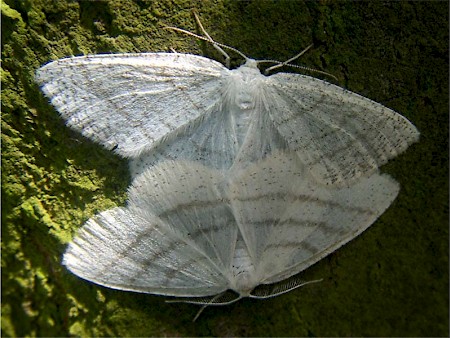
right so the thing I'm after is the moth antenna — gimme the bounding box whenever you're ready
[164,26,249,62]
[164,22,249,67]
[192,292,226,322]
[166,14,336,81]
[250,278,323,299]
[264,44,313,73]
[192,306,206,322]
[261,44,338,81]
[282,64,339,82]
[192,11,231,68]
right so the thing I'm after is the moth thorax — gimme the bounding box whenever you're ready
[229,66,262,111]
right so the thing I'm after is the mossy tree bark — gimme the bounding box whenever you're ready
[2,1,448,336]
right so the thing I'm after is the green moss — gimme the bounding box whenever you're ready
[2,0,448,336]
[1,2,22,22]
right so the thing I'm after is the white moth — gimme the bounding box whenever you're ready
[36,15,418,316]
[35,22,419,185]
[63,151,399,304]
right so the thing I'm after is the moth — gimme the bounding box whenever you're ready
[36,14,418,317]
[35,16,419,185]
[63,151,399,309]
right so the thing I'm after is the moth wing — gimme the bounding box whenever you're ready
[228,151,399,285]
[262,170,400,285]
[36,53,228,157]
[63,160,238,297]
[129,65,288,177]
[128,160,238,274]
[266,73,419,185]
[228,152,305,263]
[130,100,246,177]
[63,207,228,296]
